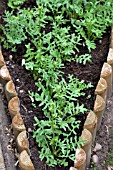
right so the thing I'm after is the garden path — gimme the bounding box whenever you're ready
[0,143,5,170]
[90,90,113,170]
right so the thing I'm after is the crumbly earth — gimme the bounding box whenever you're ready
[0,1,113,170]
[1,28,111,170]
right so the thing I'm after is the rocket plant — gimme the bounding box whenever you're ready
[1,0,113,167]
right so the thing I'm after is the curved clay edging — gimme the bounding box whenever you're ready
[0,27,113,170]
[0,52,34,169]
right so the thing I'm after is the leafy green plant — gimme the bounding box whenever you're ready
[33,116,83,166]
[2,0,113,52]
[71,0,113,51]
[76,54,92,65]
[106,151,113,166]
[8,0,26,9]
[0,10,27,51]
[31,75,92,166]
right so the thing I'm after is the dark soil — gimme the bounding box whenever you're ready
[1,30,110,170]
[0,1,112,170]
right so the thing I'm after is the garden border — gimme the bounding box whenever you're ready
[70,26,113,170]
[0,27,113,170]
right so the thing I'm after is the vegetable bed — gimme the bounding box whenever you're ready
[0,0,113,169]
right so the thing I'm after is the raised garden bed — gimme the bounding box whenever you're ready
[0,0,113,170]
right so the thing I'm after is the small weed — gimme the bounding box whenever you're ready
[8,0,26,9]
[106,151,113,166]
[90,159,97,170]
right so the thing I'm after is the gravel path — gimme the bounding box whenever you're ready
[0,144,5,170]
[90,91,113,170]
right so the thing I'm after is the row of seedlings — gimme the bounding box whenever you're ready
[0,26,113,170]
